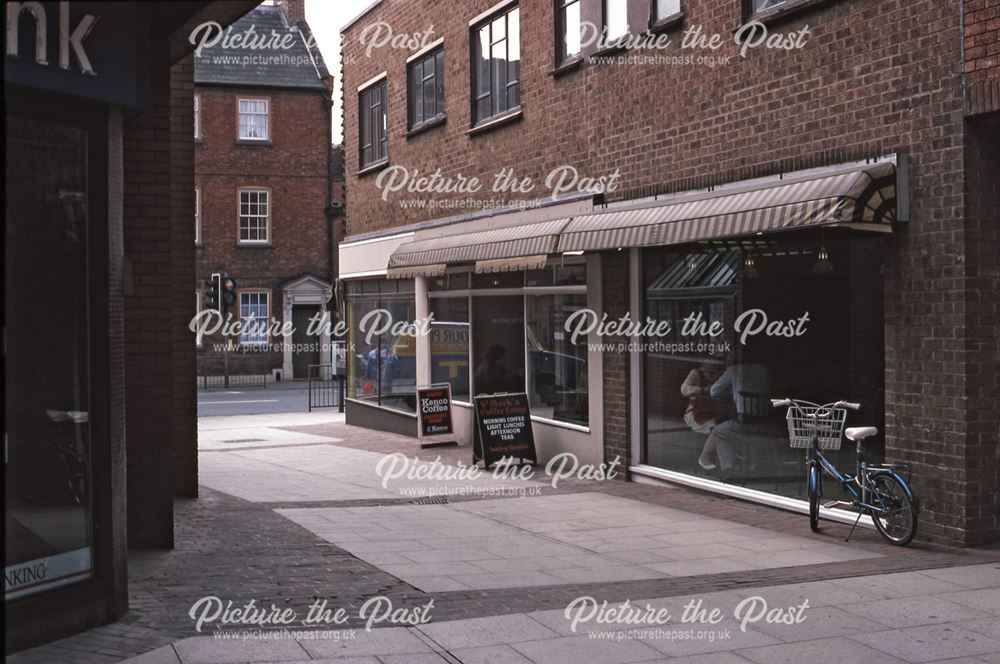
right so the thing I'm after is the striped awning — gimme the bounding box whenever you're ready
[557,161,896,253]
[475,255,549,274]
[386,264,447,279]
[388,219,570,269]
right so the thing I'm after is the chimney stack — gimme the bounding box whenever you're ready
[276,0,306,25]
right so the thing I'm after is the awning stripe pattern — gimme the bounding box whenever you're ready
[556,161,896,253]
[386,264,447,279]
[387,219,571,269]
[474,255,549,274]
[384,162,896,270]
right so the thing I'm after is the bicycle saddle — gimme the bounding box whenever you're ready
[845,426,878,441]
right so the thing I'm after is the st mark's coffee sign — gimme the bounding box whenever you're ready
[5,2,148,108]
[473,393,537,469]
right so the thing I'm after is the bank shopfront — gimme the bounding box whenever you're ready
[340,158,902,509]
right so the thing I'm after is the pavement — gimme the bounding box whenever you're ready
[8,406,1000,664]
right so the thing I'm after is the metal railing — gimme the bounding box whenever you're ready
[197,374,267,390]
[308,364,345,412]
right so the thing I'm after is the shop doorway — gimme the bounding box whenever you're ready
[472,295,525,396]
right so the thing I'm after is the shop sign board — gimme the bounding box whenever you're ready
[416,383,456,448]
[473,392,537,469]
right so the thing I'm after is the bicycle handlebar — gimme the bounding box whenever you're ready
[771,398,861,411]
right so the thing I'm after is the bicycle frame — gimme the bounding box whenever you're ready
[810,437,916,516]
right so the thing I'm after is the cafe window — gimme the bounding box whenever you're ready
[604,0,629,42]
[556,0,582,64]
[346,279,417,413]
[237,98,269,141]
[239,291,269,345]
[526,293,589,426]
[238,189,269,243]
[471,4,521,125]
[641,237,886,501]
[407,47,445,130]
[359,78,388,168]
[430,297,471,402]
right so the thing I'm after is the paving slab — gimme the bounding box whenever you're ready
[849,624,1000,663]
[737,636,907,664]
[172,636,309,663]
[417,614,559,649]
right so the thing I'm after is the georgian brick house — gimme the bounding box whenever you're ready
[338,0,999,546]
[194,0,342,381]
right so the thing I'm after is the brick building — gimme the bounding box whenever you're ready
[194,1,341,382]
[338,0,999,546]
[4,0,257,652]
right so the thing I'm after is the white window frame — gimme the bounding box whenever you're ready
[239,290,270,346]
[237,97,270,141]
[195,187,201,244]
[194,93,201,139]
[237,188,270,244]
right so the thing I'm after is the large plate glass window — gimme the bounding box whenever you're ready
[5,116,94,600]
[526,293,589,425]
[641,238,886,501]
[430,298,471,402]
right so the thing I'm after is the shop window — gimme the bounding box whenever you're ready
[429,272,471,291]
[237,98,269,141]
[472,295,525,396]
[430,298,471,402]
[471,4,521,125]
[526,293,589,425]
[238,189,269,243]
[407,46,445,130]
[359,78,388,168]
[604,0,629,42]
[345,280,416,413]
[239,291,269,345]
[472,271,522,289]
[5,116,94,599]
[641,239,885,501]
[556,0,582,64]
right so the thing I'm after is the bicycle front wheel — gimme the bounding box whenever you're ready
[869,474,917,545]
[808,464,821,532]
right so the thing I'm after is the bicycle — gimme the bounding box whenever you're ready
[770,398,919,545]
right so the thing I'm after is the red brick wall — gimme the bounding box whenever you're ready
[172,57,199,498]
[123,51,177,548]
[194,85,332,371]
[340,0,1000,546]
[965,0,1000,114]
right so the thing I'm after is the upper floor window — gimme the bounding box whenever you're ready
[556,0,582,64]
[238,189,269,243]
[359,78,388,168]
[194,94,201,139]
[195,188,201,244]
[471,4,521,125]
[407,46,445,130]
[746,0,786,14]
[238,98,269,141]
[651,0,681,21]
[604,0,628,42]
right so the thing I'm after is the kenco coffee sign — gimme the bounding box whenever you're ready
[416,385,453,438]
[4,2,147,108]
[473,393,537,469]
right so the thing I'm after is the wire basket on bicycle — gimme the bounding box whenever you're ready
[785,403,848,450]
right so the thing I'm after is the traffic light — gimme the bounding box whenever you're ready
[221,274,237,312]
[204,273,221,312]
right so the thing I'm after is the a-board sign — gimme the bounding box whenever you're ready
[473,392,537,469]
[416,384,456,448]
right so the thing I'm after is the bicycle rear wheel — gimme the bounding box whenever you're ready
[870,474,917,545]
[808,464,821,532]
